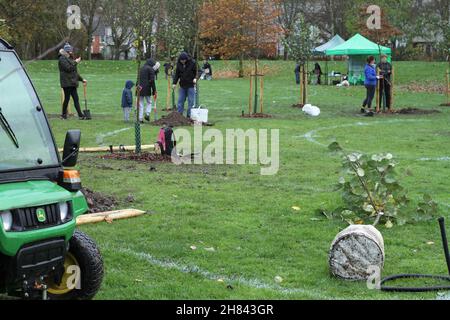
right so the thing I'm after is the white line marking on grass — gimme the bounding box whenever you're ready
[418,157,450,162]
[96,127,133,146]
[296,119,426,147]
[296,120,450,162]
[116,247,335,299]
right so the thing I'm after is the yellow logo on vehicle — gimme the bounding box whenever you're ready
[36,208,46,223]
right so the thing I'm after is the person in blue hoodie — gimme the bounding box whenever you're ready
[361,56,382,115]
[121,80,134,122]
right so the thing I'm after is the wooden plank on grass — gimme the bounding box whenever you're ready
[59,145,155,153]
[76,209,147,226]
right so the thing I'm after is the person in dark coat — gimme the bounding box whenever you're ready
[377,54,393,112]
[313,63,323,85]
[295,63,301,84]
[138,58,158,122]
[121,80,134,122]
[163,57,175,80]
[58,43,86,120]
[361,56,382,115]
[201,59,212,80]
[172,52,198,118]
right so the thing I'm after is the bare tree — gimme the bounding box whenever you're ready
[77,0,104,60]
[102,0,135,60]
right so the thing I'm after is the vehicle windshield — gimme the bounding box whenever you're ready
[0,50,59,172]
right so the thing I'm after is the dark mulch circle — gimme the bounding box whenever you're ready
[241,113,273,119]
[151,111,194,127]
[101,152,172,163]
[292,104,305,109]
[395,108,441,115]
[440,103,450,107]
[357,108,441,117]
[81,188,118,213]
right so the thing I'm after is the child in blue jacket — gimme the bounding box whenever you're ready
[361,56,382,114]
[122,80,134,122]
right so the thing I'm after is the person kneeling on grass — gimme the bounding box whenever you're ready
[121,80,134,122]
[361,56,383,116]
[138,59,159,123]
[173,52,198,119]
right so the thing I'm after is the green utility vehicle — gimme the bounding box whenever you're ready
[0,38,103,300]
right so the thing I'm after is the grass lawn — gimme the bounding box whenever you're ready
[25,59,450,300]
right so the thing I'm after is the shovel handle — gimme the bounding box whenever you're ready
[83,82,87,98]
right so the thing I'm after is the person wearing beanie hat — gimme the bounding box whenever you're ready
[64,43,74,53]
[172,52,198,118]
[58,43,87,120]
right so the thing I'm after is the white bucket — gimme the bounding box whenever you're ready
[191,105,209,123]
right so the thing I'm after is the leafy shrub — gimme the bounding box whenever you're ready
[326,142,439,228]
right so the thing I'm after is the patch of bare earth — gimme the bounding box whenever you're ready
[101,152,172,163]
[81,188,118,213]
[241,113,273,118]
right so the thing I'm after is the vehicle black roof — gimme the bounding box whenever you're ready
[0,38,13,50]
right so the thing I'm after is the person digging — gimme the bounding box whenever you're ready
[58,43,87,120]
[173,52,198,119]
[138,59,158,123]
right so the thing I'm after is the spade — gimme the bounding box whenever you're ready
[83,82,92,120]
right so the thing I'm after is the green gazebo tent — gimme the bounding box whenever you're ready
[325,33,392,85]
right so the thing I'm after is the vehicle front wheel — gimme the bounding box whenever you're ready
[47,230,104,300]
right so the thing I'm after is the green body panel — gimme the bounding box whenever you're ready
[0,180,88,256]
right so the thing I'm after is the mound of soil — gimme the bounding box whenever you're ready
[81,188,118,213]
[241,113,273,119]
[151,112,194,127]
[101,152,172,163]
[396,108,441,115]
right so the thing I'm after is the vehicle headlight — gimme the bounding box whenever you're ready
[0,211,13,231]
[59,202,69,221]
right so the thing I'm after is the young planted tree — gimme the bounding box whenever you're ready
[284,13,313,106]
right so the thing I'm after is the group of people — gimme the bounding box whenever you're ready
[293,56,392,115]
[58,43,213,122]
[59,42,392,122]
[362,54,392,115]
[295,63,323,85]
[125,54,213,122]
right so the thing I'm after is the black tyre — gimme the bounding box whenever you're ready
[47,230,104,300]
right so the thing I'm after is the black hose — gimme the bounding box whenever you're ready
[438,217,450,275]
[380,217,450,293]
[381,274,450,293]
